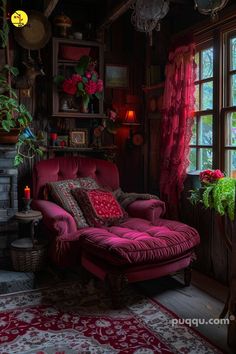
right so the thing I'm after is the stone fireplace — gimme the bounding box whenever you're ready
[0,146,18,268]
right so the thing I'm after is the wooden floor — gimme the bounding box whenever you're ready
[137,270,231,353]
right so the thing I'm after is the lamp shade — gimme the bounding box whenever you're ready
[125,110,137,124]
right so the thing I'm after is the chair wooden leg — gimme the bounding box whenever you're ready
[184,265,192,286]
[107,273,128,308]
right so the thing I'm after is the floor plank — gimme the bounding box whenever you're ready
[137,270,231,353]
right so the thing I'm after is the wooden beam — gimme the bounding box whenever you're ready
[44,0,59,18]
[99,0,135,30]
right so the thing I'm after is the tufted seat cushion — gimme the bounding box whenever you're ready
[79,218,200,266]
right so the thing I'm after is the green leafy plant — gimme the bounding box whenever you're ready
[189,169,236,221]
[0,0,43,165]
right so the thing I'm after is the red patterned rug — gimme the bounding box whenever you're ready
[0,280,224,354]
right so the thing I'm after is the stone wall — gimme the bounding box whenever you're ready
[0,146,18,268]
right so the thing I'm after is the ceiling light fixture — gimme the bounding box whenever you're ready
[131,0,170,33]
[194,0,229,20]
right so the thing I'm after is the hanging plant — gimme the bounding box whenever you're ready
[0,0,43,165]
[189,169,236,221]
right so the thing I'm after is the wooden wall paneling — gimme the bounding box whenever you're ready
[210,215,230,284]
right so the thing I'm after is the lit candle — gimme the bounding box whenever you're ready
[24,186,30,199]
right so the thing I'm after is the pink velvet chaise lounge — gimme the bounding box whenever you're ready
[32,156,200,304]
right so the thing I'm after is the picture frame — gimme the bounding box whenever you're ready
[69,129,88,147]
[57,135,69,147]
[105,65,129,88]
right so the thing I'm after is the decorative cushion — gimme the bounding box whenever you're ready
[72,188,127,227]
[46,177,99,228]
[80,218,200,266]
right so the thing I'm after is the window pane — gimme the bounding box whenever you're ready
[225,112,236,146]
[230,74,236,106]
[189,148,197,171]
[226,150,236,177]
[199,115,213,145]
[190,118,197,144]
[195,52,199,81]
[199,148,213,170]
[195,84,199,111]
[230,37,236,71]
[201,81,213,110]
[201,48,213,79]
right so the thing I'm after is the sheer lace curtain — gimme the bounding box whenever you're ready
[159,42,196,218]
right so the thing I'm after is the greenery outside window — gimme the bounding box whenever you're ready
[223,33,236,177]
[189,46,214,171]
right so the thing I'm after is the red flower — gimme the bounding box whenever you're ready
[71,74,82,84]
[212,169,224,179]
[62,79,77,95]
[85,81,97,95]
[96,79,103,93]
[200,169,224,184]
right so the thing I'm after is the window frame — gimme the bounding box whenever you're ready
[189,18,236,176]
[189,41,214,171]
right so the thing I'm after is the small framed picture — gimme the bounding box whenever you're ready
[105,65,129,88]
[70,129,88,147]
[57,135,68,147]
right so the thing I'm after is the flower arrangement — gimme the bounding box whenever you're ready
[189,169,236,221]
[55,56,103,112]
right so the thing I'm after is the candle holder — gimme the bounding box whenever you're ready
[22,198,32,213]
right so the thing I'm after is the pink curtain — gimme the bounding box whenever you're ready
[160,42,196,218]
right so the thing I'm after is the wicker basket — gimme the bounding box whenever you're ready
[10,238,48,272]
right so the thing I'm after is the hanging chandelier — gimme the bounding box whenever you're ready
[194,0,229,19]
[131,0,170,33]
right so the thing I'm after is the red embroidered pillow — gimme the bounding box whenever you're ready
[71,188,127,227]
[46,177,99,228]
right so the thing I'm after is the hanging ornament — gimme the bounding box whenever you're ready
[194,0,229,20]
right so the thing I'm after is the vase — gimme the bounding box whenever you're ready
[81,96,90,113]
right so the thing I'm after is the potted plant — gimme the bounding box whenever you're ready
[0,0,43,165]
[189,169,236,221]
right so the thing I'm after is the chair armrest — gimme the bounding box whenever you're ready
[32,200,77,237]
[126,199,166,224]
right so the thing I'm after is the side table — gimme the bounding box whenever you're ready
[15,210,43,243]
[11,210,47,272]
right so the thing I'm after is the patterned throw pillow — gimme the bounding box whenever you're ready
[71,188,127,227]
[46,177,99,228]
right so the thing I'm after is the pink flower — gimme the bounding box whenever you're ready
[96,79,103,93]
[62,79,77,95]
[85,71,92,79]
[71,74,82,84]
[85,81,97,95]
[200,169,224,184]
[212,169,224,179]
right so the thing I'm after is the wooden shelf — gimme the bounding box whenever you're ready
[51,112,107,119]
[52,37,104,118]
[46,145,117,152]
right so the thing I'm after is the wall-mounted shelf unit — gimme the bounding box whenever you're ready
[52,37,104,118]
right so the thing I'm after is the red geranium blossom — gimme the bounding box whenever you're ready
[199,169,224,184]
[62,79,77,95]
[85,81,97,95]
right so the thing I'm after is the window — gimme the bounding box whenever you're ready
[189,46,214,171]
[189,21,236,177]
[223,34,236,177]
